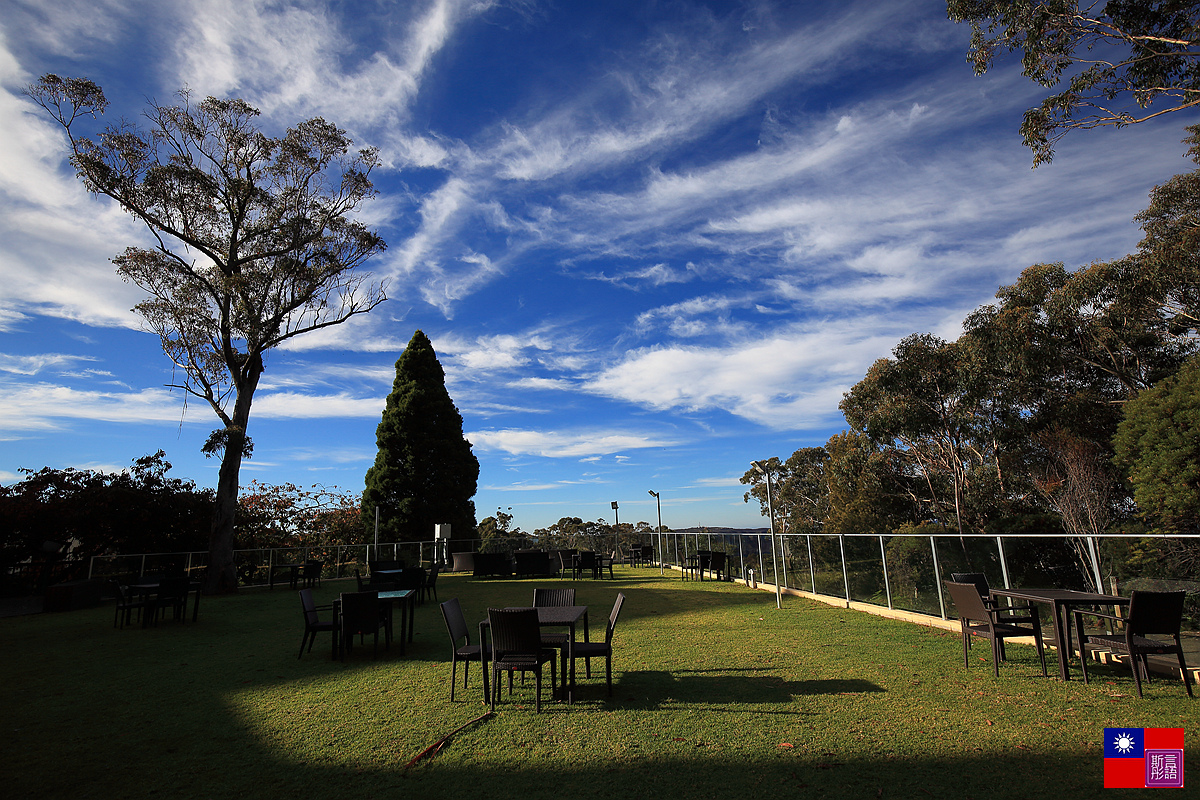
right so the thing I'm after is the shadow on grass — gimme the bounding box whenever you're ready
[400,749,1117,800]
[613,669,884,709]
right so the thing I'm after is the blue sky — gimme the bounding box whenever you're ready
[1,0,1196,533]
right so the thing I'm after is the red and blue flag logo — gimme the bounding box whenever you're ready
[1104,728,1184,789]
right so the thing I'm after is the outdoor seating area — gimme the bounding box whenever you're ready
[3,567,1196,800]
[445,548,626,581]
[109,575,202,628]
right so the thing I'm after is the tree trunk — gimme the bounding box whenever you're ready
[203,360,262,594]
[205,454,241,594]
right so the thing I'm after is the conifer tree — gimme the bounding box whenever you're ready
[363,330,479,543]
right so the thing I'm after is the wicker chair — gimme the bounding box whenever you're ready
[570,593,626,695]
[298,589,337,659]
[112,582,148,629]
[1074,590,1194,698]
[573,551,599,580]
[706,552,727,581]
[951,572,997,608]
[533,588,576,607]
[487,607,558,712]
[946,581,1047,677]
[151,576,190,625]
[301,560,323,589]
[439,598,489,701]
[532,588,575,676]
[395,567,427,604]
[422,564,440,604]
[339,591,389,660]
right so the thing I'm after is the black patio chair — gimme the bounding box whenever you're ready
[151,575,190,625]
[573,551,599,580]
[439,598,489,701]
[532,588,575,676]
[557,551,575,580]
[951,572,997,607]
[356,570,398,593]
[395,567,427,604]
[112,582,147,629]
[571,593,626,695]
[1074,590,1194,698]
[945,581,1047,677]
[301,560,323,589]
[421,564,440,604]
[339,591,389,660]
[706,552,727,581]
[487,607,558,713]
[298,588,337,659]
[533,588,575,607]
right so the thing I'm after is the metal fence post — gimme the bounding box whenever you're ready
[930,535,946,619]
[879,535,892,610]
[806,535,816,593]
[780,535,790,590]
[1086,536,1104,594]
[839,534,851,607]
[996,536,1011,589]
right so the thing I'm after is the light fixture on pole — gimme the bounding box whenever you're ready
[648,490,664,575]
[610,501,619,556]
[752,460,782,609]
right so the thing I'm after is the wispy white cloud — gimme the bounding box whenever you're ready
[469,428,678,458]
[0,46,150,327]
[170,0,498,166]
[252,391,384,419]
[585,262,697,289]
[582,323,909,429]
[0,353,98,375]
[509,376,575,391]
[0,382,187,431]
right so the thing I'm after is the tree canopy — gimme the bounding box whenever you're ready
[25,75,388,593]
[362,330,479,544]
[947,0,1200,164]
[747,128,1200,561]
[0,452,212,587]
[1114,355,1200,530]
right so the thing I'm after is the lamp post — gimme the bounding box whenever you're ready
[648,490,664,575]
[752,460,782,609]
[610,501,619,556]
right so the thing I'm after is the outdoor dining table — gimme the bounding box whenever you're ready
[331,588,416,658]
[990,588,1131,681]
[128,578,202,626]
[372,569,405,580]
[479,605,589,705]
[379,588,417,651]
[268,562,310,590]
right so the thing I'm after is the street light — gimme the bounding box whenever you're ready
[648,490,664,575]
[752,460,783,609]
[610,501,619,556]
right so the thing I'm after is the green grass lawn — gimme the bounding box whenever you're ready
[2,570,1195,799]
